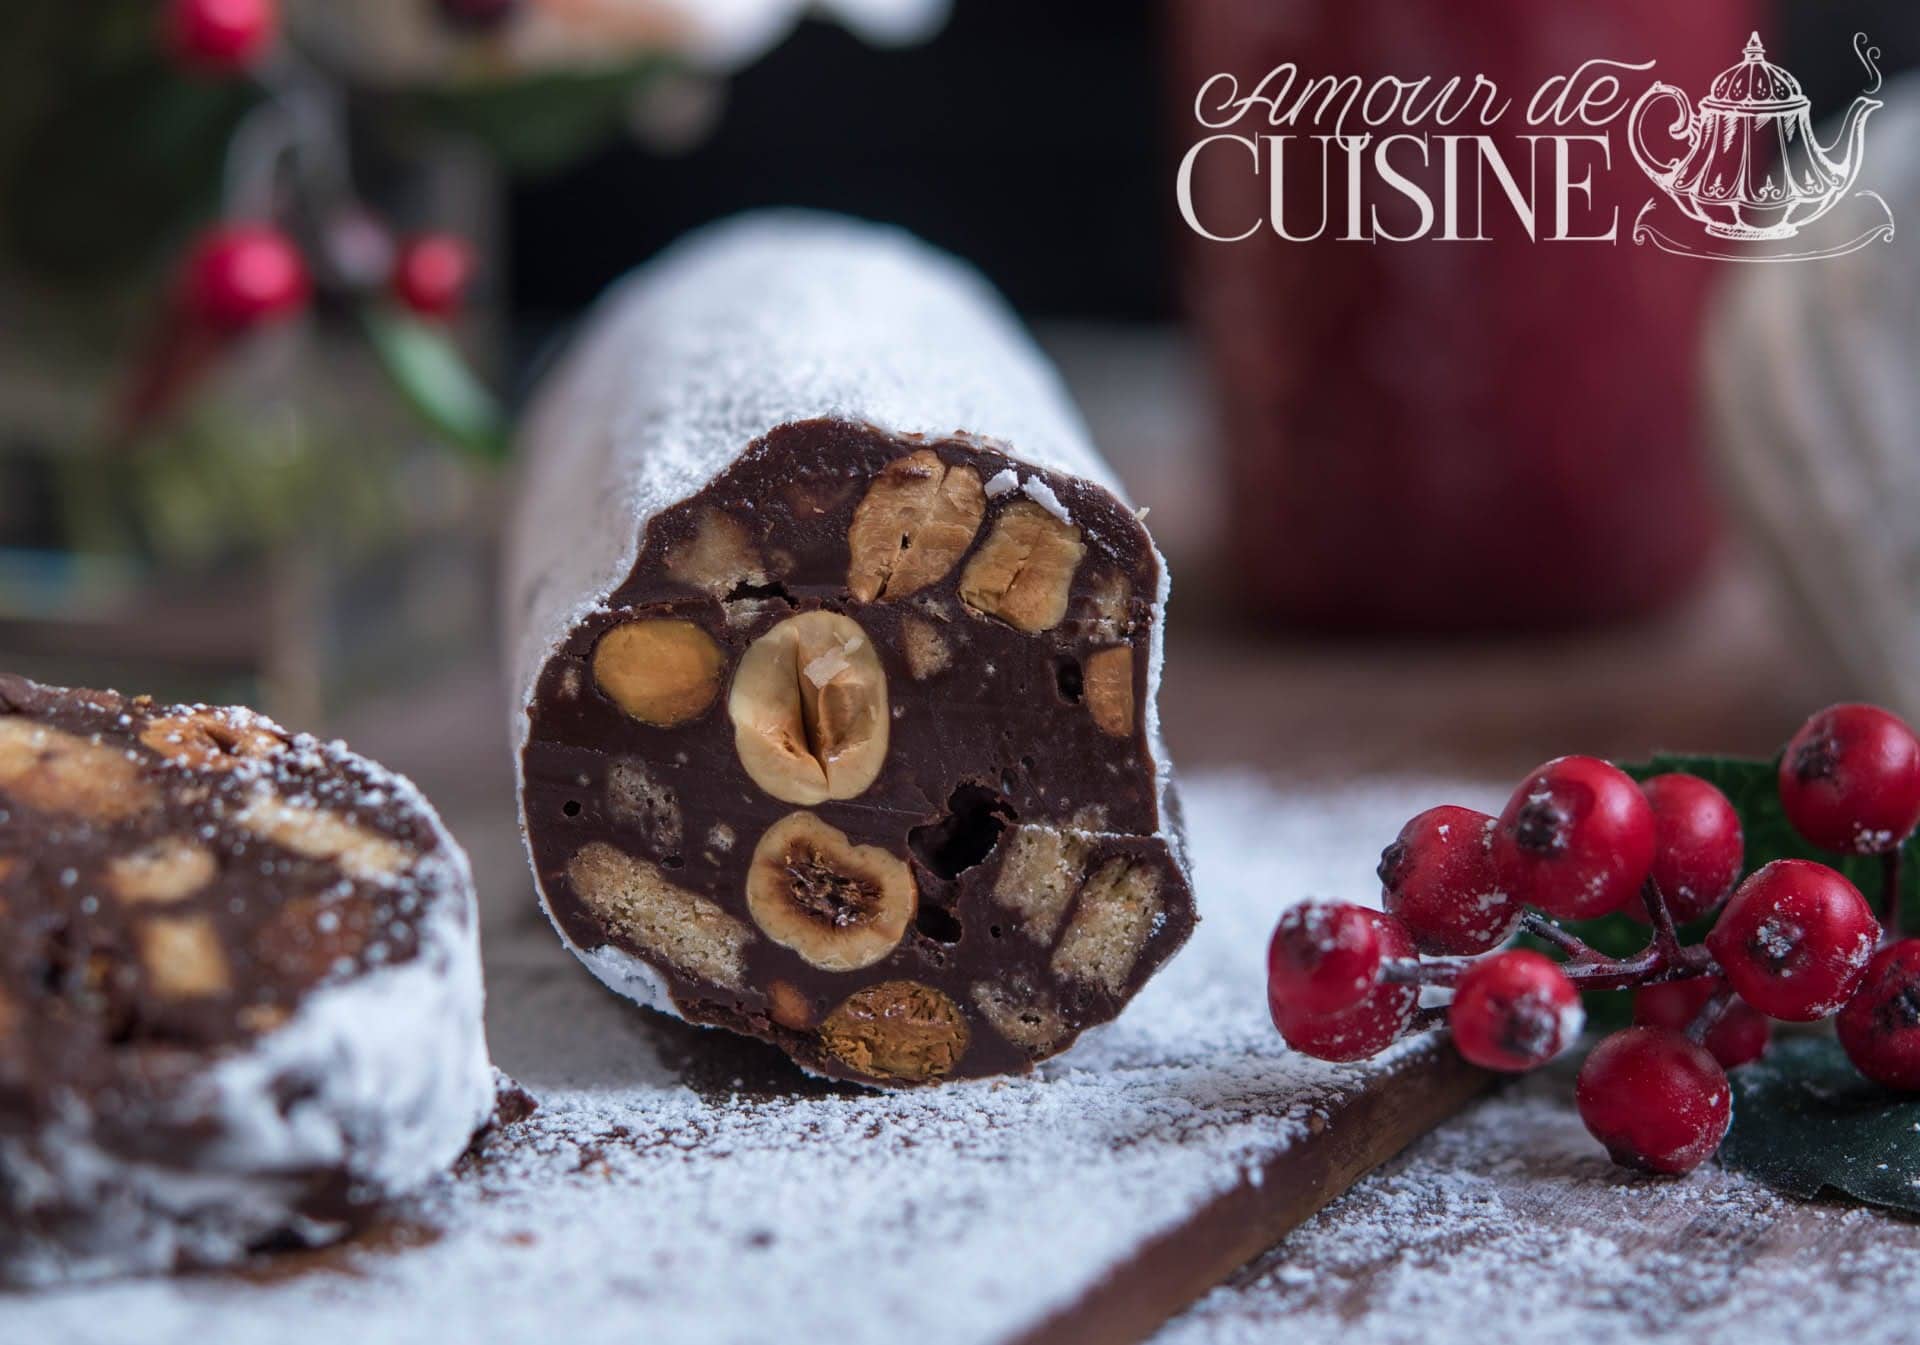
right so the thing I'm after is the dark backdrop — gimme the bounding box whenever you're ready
[507,0,1919,328]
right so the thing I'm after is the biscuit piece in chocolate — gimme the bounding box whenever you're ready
[0,675,493,1286]
[508,213,1195,1087]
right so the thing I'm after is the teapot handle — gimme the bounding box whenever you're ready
[1628,83,1697,190]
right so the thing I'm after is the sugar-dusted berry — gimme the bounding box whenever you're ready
[1448,949,1582,1072]
[1492,756,1655,920]
[1576,1026,1731,1175]
[1706,859,1879,1021]
[1379,805,1516,955]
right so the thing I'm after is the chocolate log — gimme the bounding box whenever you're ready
[0,676,493,1286]
[507,212,1195,1087]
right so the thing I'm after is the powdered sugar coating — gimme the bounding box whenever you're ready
[504,211,1183,1022]
[0,699,494,1287]
[7,775,1466,1340]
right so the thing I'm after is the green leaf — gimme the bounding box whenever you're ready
[361,308,509,465]
[1721,1036,1920,1212]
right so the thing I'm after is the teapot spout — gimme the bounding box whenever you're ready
[1815,95,1881,193]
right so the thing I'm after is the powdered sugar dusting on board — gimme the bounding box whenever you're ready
[8,774,1484,1343]
[1156,1067,1920,1345]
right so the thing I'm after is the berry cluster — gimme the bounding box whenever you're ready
[1267,702,1920,1175]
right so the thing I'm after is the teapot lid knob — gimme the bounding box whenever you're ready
[1744,32,1766,61]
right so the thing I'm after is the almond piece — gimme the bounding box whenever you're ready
[729,611,889,804]
[746,812,916,971]
[235,792,415,881]
[847,450,986,602]
[140,709,286,771]
[1083,646,1135,737]
[958,501,1086,633]
[107,838,218,905]
[0,719,156,822]
[139,915,232,998]
[820,980,969,1084]
[666,509,767,597]
[592,619,724,728]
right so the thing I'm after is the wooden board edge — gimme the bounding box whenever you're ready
[1008,1041,1491,1345]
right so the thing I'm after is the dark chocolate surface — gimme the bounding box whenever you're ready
[0,675,458,1279]
[520,417,1196,1086]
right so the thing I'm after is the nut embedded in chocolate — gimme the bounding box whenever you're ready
[959,500,1086,633]
[847,449,986,602]
[746,812,916,971]
[665,509,768,597]
[1083,646,1135,737]
[107,838,218,906]
[592,618,725,728]
[729,611,889,805]
[139,709,286,770]
[0,719,157,822]
[819,980,969,1084]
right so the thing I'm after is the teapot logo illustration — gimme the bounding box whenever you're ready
[1629,32,1894,261]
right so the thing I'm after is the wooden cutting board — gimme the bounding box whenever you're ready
[7,776,1488,1345]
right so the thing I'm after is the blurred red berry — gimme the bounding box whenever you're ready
[1448,949,1582,1072]
[1576,1026,1731,1175]
[1632,976,1770,1069]
[1627,773,1743,925]
[1267,902,1382,1018]
[1492,756,1655,920]
[1273,908,1417,1062]
[183,224,310,331]
[1706,859,1878,1021]
[393,234,477,319]
[1379,805,1516,955]
[1779,703,1920,855]
[1838,939,1920,1091]
[165,0,277,73]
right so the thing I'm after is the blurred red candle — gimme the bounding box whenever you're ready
[1173,0,1760,631]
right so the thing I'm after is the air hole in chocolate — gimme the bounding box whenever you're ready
[1055,660,1084,704]
[908,784,1015,880]
[725,579,794,605]
[989,924,1004,940]
[915,901,963,944]
[562,800,583,818]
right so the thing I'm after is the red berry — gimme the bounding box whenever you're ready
[1272,909,1417,1062]
[1632,976,1770,1069]
[1627,773,1743,925]
[1838,939,1920,1091]
[393,234,477,319]
[1266,902,1382,1017]
[1780,703,1920,855]
[1706,859,1879,1021]
[1576,1026,1731,1174]
[1378,805,1516,955]
[1447,949,1582,1072]
[165,0,277,73]
[184,225,309,331]
[1492,756,1655,920]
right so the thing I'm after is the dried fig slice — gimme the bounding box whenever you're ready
[746,812,915,971]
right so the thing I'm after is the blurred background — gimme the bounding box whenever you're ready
[0,0,1916,794]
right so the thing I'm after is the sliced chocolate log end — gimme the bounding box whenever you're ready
[0,675,491,1287]
[520,418,1196,1088]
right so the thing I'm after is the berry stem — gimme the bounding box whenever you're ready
[1883,849,1903,939]
[1641,877,1685,962]
[1684,984,1735,1047]
[1520,911,1613,964]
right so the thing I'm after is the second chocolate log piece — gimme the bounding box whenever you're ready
[508,213,1195,1087]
